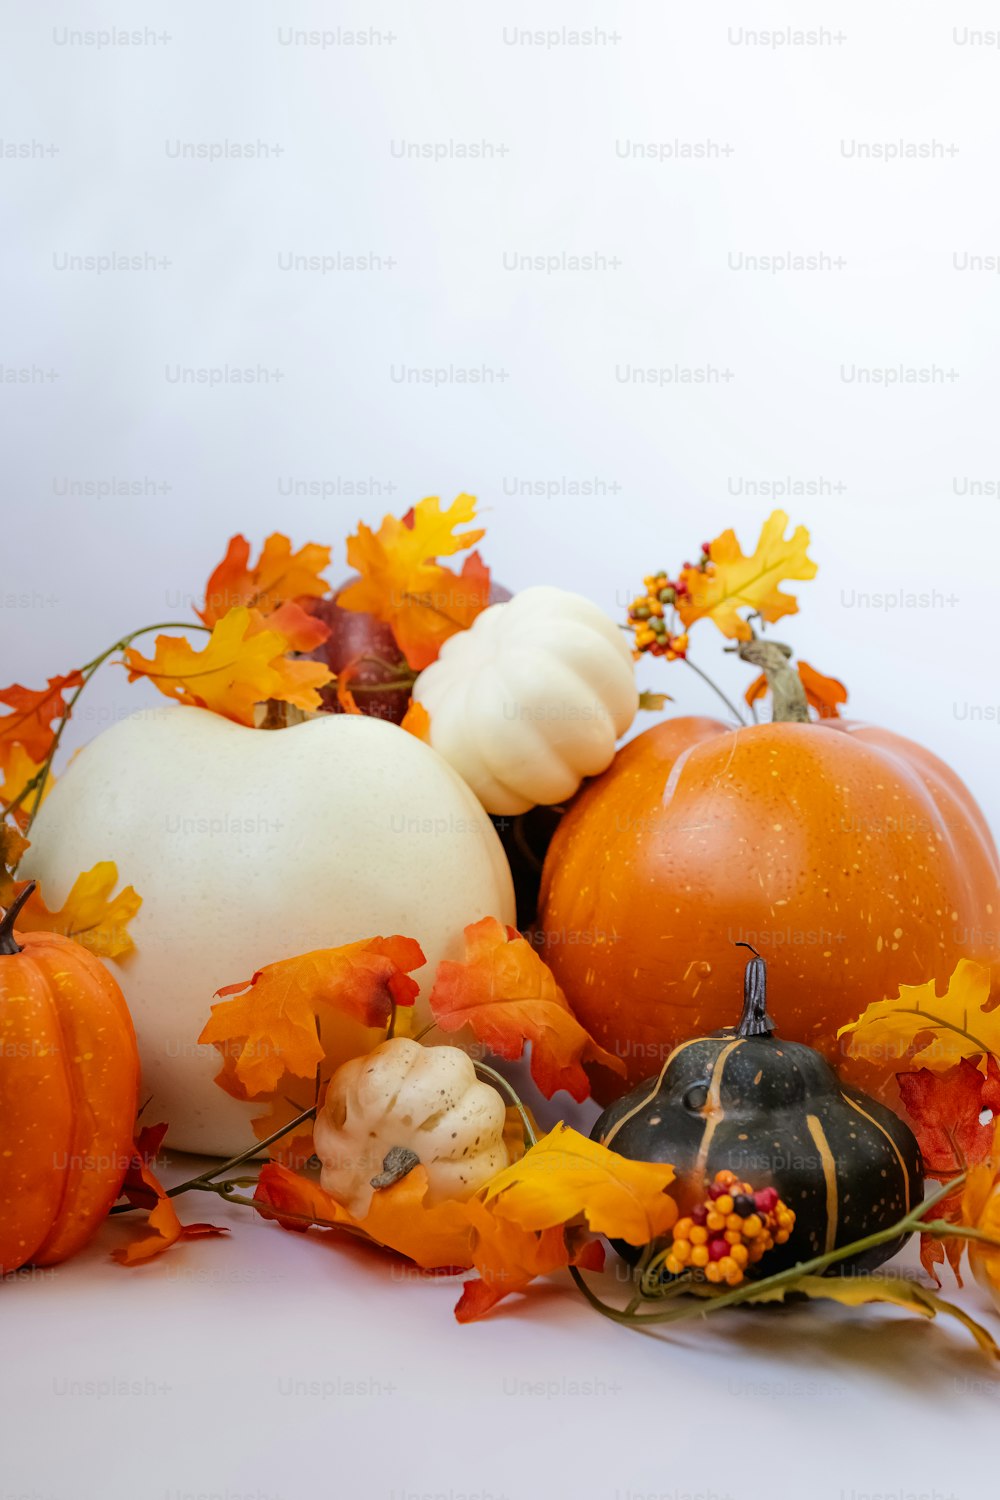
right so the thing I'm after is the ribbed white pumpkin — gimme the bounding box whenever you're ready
[314,1038,509,1214]
[413,586,638,815]
[22,708,515,1156]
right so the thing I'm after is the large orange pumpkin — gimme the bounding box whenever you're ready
[0,884,140,1273]
[539,714,1000,1099]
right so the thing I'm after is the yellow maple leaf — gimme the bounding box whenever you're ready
[678,510,818,641]
[18,861,142,959]
[837,959,998,1071]
[123,607,332,726]
[479,1121,677,1246]
[339,495,488,668]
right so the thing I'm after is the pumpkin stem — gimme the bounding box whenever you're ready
[370,1145,420,1190]
[734,942,776,1038]
[729,632,809,723]
[0,880,35,956]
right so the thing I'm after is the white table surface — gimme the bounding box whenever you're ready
[4,1145,997,1500]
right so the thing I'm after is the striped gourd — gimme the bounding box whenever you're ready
[592,948,922,1275]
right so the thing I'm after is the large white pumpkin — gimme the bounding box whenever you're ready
[413,586,638,815]
[22,707,515,1156]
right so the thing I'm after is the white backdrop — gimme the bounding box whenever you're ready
[3,0,1000,834]
[4,6,1000,1499]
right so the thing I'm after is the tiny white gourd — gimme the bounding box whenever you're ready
[314,1037,509,1215]
[412,586,638,815]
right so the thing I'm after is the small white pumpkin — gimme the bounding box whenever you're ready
[413,586,638,815]
[314,1037,509,1214]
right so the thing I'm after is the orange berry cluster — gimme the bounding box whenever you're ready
[664,1169,795,1286]
[627,545,711,660]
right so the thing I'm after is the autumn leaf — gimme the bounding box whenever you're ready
[897,1057,1000,1176]
[746,1273,999,1360]
[0,671,83,767]
[400,699,431,742]
[454,1210,605,1324]
[199,533,331,626]
[199,936,426,1097]
[253,600,331,653]
[391,551,492,671]
[744,659,848,720]
[124,606,332,726]
[339,496,489,669]
[479,1122,676,1243]
[678,510,817,642]
[0,824,30,906]
[114,1127,228,1266]
[254,1161,477,1270]
[838,960,998,1071]
[0,744,51,828]
[16,861,142,959]
[253,1122,676,1322]
[428,917,626,1101]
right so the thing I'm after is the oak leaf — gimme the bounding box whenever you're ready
[114,1125,229,1266]
[199,936,426,1097]
[16,861,142,959]
[339,496,488,669]
[838,959,998,1071]
[428,917,626,1101]
[746,1273,999,1360]
[678,510,817,641]
[199,533,331,626]
[253,600,331,653]
[0,671,83,767]
[123,606,332,726]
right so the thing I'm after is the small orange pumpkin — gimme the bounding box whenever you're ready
[0,883,140,1272]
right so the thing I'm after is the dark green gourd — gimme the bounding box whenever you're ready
[592,946,923,1275]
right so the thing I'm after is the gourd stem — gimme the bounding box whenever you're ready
[0,880,35,955]
[734,942,775,1038]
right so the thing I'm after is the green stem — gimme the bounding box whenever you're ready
[681,655,746,727]
[474,1061,538,1150]
[110,1104,317,1215]
[573,1176,974,1329]
[15,621,209,841]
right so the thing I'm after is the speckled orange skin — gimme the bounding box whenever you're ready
[0,929,140,1272]
[539,716,1000,1100]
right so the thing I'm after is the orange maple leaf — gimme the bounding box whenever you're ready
[199,533,331,626]
[678,511,817,642]
[428,917,626,1101]
[123,607,332,726]
[16,861,142,959]
[114,1124,228,1266]
[0,671,83,768]
[253,600,331,653]
[199,936,426,1098]
[744,659,848,720]
[339,496,489,669]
